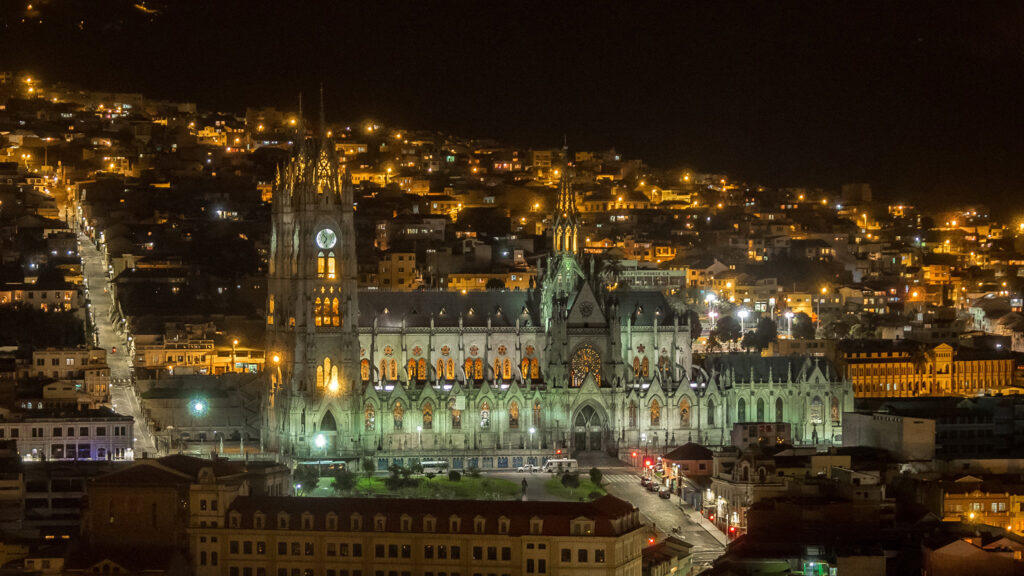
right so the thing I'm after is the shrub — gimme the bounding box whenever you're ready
[561,472,580,489]
[448,470,462,482]
[588,490,603,500]
[589,467,603,486]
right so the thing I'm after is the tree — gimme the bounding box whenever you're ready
[561,472,580,491]
[711,315,742,343]
[589,467,603,486]
[448,470,462,482]
[292,465,319,496]
[705,334,722,353]
[485,278,506,290]
[742,317,778,351]
[792,312,816,339]
[741,330,759,352]
[360,456,375,480]
[331,468,356,494]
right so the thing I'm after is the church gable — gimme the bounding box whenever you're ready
[566,280,606,326]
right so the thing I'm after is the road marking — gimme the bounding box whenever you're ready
[603,473,640,483]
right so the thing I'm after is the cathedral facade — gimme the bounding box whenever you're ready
[264,135,854,467]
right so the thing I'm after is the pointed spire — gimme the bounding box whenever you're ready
[319,83,327,137]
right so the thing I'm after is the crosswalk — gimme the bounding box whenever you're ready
[603,473,640,484]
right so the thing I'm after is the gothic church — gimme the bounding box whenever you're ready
[264,130,853,467]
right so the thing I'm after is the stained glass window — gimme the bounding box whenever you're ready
[708,398,716,426]
[423,402,433,430]
[365,404,375,431]
[810,396,824,425]
[509,401,519,429]
[437,359,445,381]
[776,397,784,422]
[757,398,765,421]
[474,359,483,380]
[831,397,840,424]
[449,397,461,429]
[641,357,650,378]
[738,398,746,422]
[521,358,530,379]
[530,358,539,379]
[393,401,404,430]
[650,399,661,427]
[446,359,455,380]
[464,359,474,380]
[480,401,491,429]
[628,401,637,428]
[680,398,690,428]
[533,400,541,427]
[360,359,370,381]
[417,359,427,381]
[407,359,417,380]
[632,357,640,379]
[570,345,601,388]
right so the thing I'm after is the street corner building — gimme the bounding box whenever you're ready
[263,131,854,465]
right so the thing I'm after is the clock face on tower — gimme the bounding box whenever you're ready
[316,228,337,250]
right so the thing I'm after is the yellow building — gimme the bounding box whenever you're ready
[842,343,1015,398]
[446,271,535,292]
[195,494,644,576]
[377,253,420,291]
[940,476,1017,532]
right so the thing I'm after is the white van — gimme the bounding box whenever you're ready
[542,458,579,474]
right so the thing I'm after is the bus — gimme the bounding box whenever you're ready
[420,460,448,475]
[542,458,578,474]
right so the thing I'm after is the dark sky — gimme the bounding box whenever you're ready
[5,1,1024,210]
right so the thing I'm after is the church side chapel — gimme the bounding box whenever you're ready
[263,121,854,468]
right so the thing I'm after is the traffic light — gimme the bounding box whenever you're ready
[556,449,562,455]
[631,451,637,458]
[644,459,653,467]
[729,526,736,534]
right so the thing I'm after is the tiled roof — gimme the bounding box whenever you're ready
[227,494,638,537]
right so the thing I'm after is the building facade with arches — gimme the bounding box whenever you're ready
[264,135,853,464]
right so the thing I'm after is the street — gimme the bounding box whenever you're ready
[486,461,726,566]
[78,232,158,457]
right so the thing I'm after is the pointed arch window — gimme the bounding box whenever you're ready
[521,358,531,379]
[267,295,275,325]
[407,359,417,380]
[775,397,784,422]
[437,359,446,381]
[464,359,474,381]
[708,398,716,426]
[737,398,746,423]
[327,251,336,279]
[360,359,370,382]
[422,402,433,430]
[530,358,539,379]
[628,401,637,428]
[756,398,765,422]
[314,298,323,327]
[449,397,462,429]
[317,252,326,278]
[650,399,661,427]
[493,359,502,381]
[680,398,691,428]
[365,404,375,431]
[393,401,404,430]
[331,298,340,326]
[641,357,650,378]
[316,365,325,390]
[446,359,455,380]
[417,358,427,381]
[379,360,388,382]
[533,400,541,428]
[509,401,520,429]
[632,357,641,379]
[480,401,491,429]
[474,359,483,380]
[388,360,398,381]
[502,359,511,380]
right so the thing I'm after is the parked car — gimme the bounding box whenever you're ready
[646,482,660,492]
[658,488,671,499]
[517,464,540,472]
[640,476,651,487]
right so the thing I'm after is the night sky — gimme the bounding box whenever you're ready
[4,1,1024,210]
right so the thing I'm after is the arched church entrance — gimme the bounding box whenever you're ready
[572,405,605,452]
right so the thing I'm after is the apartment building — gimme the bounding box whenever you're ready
[0,408,134,461]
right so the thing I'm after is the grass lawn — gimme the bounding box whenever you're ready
[308,475,521,500]
[544,477,607,501]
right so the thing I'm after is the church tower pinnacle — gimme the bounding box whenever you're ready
[264,98,359,456]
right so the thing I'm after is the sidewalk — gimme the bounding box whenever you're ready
[679,502,728,546]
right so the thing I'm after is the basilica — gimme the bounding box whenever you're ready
[263,130,854,467]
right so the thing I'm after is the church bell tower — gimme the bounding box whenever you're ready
[264,102,360,457]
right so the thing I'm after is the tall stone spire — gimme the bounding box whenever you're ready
[552,151,579,255]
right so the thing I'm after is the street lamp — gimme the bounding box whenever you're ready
[641,433,649,475]
[231,339,239,373]
[784,311,794,336]
[737,308,749,333]
[817,287,828,331]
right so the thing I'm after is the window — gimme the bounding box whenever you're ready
[388,544,398,558]
[257,542,266,555]
[578,549,588,563]
[508,402,519,429]
[474,517,486,533]
[375,544,385,558]
[650,399,661,426]
[424,545,434,559]
[393,401,404,430]
[365,405,375,431]
[487,547,496,560]
[422,402,433,430]
[473,547,482,560]
[561,549,571,562]
[480,402,490,429]
[305,542,314,556]
[291,543,300,556]
[244,541,253,554]
[595,549,605,563]
[401,545,410,558]
[501,548,510,561]
[451,546,460,559]
[278,543,287,555]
